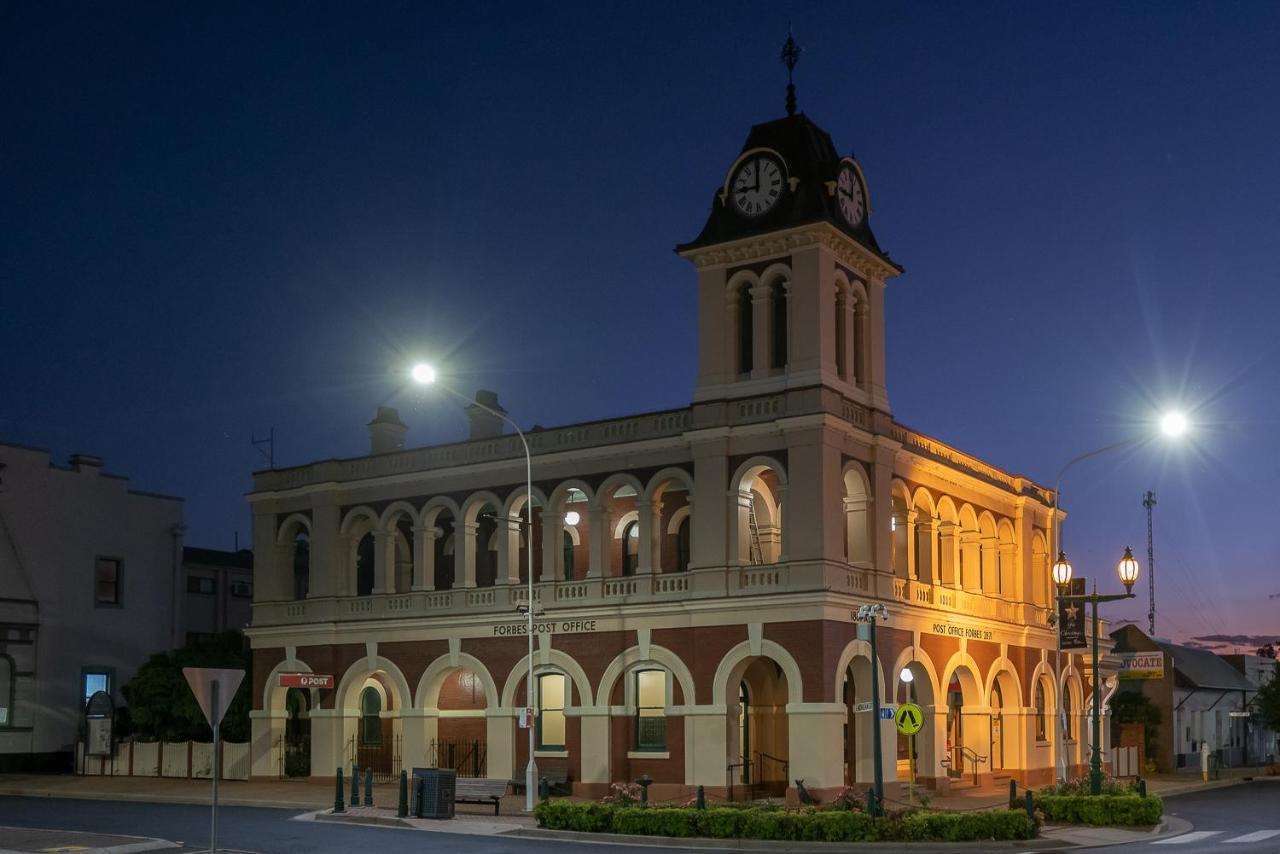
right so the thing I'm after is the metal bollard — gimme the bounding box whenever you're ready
[696,785,705,810]
[1009,778,1017,809]
[351,762,359,805]
[1024,791,1034,821]
[334,768,345,813]
[866,787,877,817]
[539,777,549,802]
[1138,778,1147,798]
[397,770,408,818]
[364,767,373,807]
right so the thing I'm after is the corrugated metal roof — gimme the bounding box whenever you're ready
[1156,640,1257,692]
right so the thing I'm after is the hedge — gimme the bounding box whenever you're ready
[533,801,1035,842]
[1035,793,1163,826]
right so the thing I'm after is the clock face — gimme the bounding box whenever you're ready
[836,163,866,227]
[730,155,784,217]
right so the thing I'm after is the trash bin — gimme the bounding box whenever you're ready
[411,767,457,819]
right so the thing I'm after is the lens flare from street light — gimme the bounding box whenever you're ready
[900,668,914,683]
[1160,411,1188,438]
[564,511,581,526]
[411,363,437,385]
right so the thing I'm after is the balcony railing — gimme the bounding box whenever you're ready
[252,562,1039,629]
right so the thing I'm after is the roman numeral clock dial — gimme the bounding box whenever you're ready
[836,162,866,227]
[730,155,784,217]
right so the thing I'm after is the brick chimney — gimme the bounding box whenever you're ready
[367,406,408,455]
[467,390,507,440]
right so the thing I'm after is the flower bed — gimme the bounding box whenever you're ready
[533,801,1035,842]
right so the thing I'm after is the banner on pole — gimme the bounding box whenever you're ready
[1058,578,1087,649]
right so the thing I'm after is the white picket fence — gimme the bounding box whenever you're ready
[1110,745,1140,777]
[77,740,249,780]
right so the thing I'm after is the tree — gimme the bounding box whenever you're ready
[121,631,252,742]
[1257,642,1276,660]
[1257,667,1280,733]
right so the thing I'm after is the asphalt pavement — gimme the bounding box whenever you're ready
[1091,782,1280,853]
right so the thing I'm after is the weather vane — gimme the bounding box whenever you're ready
[781,27,802,116]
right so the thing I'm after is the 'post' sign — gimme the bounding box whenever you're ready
[278,673,334,689]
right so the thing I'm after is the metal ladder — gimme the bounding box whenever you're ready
[747,497,764,565]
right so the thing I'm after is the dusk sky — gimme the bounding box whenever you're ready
[2,3,1276,651]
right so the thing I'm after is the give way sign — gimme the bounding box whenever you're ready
[183,667,245,728]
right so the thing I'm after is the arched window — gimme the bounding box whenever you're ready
[770,279,788,369]
[537,672,566,750]
[355,534,375,596]
[1035,680,1048,741]
[635,669,667,751]
[292,534,310,600]
[676,516,691,572]
[621,521,639,576]
[360,687,382,745]
[737,283,753,374]
[562,535,575,581]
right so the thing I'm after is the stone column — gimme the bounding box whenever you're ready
[496,515,521,584]
[458,523,475,588]
[871,445,894,573]
[249,709,285,779]
[981,536,999,595]
[685,706,730,787]
[541,511,564,582]
[916,518,937,585]
[310,498,341,598]
[576,707,611,785]
[961,535,981,592]
[485,711,515,779]
[998,543,1017,599]
[905,510,919,580]
[938,522,958,587]
[787,704,847,796]
[689,435,730,571]
[636,500,658,574]
[411,525,433,591]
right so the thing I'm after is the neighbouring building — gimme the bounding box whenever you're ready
[1220,653,1279,768]
[1111,626,1266,772]
[245,93,1116,799]
[183,546,255,643]
[0,442,185,772]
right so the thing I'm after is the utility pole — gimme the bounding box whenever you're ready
[1143,491,1156,636]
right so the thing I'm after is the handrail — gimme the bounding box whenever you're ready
[725,760,753,801]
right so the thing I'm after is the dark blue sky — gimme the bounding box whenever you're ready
[3,2,1277,649]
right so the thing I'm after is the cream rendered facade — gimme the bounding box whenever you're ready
[246,111,1108,799]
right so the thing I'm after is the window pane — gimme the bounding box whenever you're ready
[83,672,109,700]
[541,710,566,748]
[95,559,119,604]
[637,670,665,710]
[637,715,666,749]
[539,674,565,711]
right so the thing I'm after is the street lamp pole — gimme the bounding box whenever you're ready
[412,366,538,811]
[857,603,889,814]
[1059,546,1139,795]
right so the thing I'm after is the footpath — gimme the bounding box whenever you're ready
[0,768,1272,850]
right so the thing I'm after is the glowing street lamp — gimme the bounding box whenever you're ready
[1052,552,1073,589]
[410,362,539,812]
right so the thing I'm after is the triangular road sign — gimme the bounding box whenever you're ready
[183,667,245,728]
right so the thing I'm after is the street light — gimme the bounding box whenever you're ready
[1057,547,1139,795]
[410,362,539,812]
[1047,411,1186,782]
[856,602,889,814]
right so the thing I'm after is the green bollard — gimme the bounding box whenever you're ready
[1009,778,1017,809]
[539,777,549,802]
[334,768,345,813]
[1025,791,1034,821]
[397,770,408,818]
[696,785,705,810]
[866,787,877,817]
[351,762,359,805]
[364,767,373,807]
[1138,778,1147,798]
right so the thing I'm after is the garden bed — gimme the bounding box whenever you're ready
[1034,779,1163,827]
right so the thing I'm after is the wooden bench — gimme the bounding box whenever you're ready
[454,777,509,815]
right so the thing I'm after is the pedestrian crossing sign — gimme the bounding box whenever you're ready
[895,702,924,736]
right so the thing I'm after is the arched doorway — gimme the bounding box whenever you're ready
[841,657,875,785]
[734,657,789,797]
[943,663,983,781]
[284,687,310,778]
[990,681,1005,771]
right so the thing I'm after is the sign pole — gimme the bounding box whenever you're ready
[210,679,219,854]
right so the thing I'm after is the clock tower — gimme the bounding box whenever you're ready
[676,58,901,420]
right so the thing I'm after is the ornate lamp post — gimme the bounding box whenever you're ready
[1057,547,1140,795]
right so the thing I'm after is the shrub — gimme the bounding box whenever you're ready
[600,783,642,805]
[1035,793,1163,826]
[532,800,1034,841]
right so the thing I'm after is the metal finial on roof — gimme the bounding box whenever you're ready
[781,27,802,116]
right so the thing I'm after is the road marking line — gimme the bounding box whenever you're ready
[1224,830,1280,844]
[1152,831,1223,844]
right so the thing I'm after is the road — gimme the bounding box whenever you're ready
[1099,782,1279,852]
[0,783,1276,852]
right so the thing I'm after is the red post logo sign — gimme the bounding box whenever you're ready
[278,673,334,689]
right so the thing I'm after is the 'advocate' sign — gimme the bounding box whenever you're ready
[279,673,334,689]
